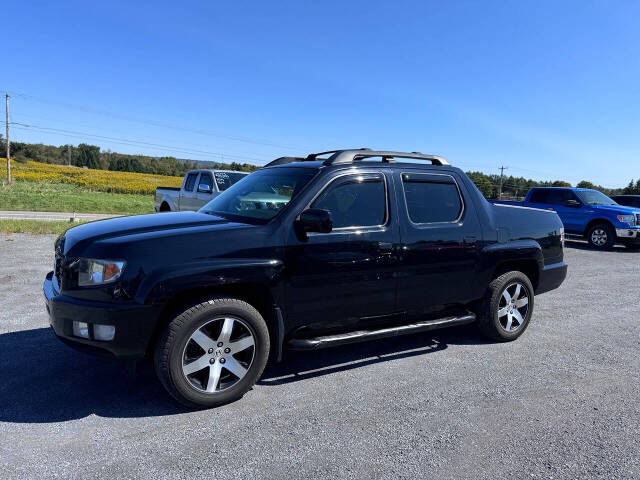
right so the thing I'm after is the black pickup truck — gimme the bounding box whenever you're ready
[44,149,567,408]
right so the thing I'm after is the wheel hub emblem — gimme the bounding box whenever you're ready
[214,348,224,358]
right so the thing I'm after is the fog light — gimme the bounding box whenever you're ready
[94,324,115,341]
[72,321,89,339]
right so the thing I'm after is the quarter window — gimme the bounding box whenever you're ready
[184,173,198,192]
[402,174,462,223]
[311,175,386,229]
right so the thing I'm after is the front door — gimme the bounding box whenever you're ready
[546,189,584,233]
[194,172,215,209]
[284,170,400,335]
[179,172,200,211]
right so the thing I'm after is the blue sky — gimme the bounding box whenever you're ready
[5,1,640,187]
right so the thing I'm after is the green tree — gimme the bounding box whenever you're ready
[552,180,572,188]
[466,171,494,198]
[576,180,595,189]
[77,144,101,169]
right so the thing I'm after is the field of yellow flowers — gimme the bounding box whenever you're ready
[1,159,183,194]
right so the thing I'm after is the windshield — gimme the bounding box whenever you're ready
[575,190,617,206]
[214,171,248,191]
[200,168,317,222]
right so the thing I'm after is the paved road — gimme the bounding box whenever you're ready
[0,235,638,479]
[0,210,120,221]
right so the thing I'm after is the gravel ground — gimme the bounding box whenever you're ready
[1,234,639,479]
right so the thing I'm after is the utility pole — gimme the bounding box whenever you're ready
[5,93,10,183]
[498,165,508,199]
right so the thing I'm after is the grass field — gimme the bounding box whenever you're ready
[1,159,182,194]
[0,181,152,214]
[0,219,88,235]
[0,159,180,214]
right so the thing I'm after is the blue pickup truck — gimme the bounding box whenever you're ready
[495,187,640,250]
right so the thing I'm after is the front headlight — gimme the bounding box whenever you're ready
[77,258,126,286]
[617,214,636,225]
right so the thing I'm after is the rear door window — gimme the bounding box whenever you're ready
[184,173,198,192]
[401,173,462,223]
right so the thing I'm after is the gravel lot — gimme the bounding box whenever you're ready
[1,234,639,479]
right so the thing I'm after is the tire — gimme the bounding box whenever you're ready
[154,297,270,408]
[476,271,535,342]
[587,223,615,250]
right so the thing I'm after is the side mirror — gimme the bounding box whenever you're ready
[198,184,212,194]
[564,199,581,208]
[296,209,332,234]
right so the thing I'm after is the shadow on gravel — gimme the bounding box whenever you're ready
[259,324,487,386]
[564,240,635,252]
[0,324,486,422]
[0,327,188,423]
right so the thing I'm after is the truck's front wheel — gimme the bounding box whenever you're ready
[587,223,614,250]
[154,297,270,408]
[476,271,535,342]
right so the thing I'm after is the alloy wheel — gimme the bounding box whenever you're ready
[497,282,530,333]
[181,317,255,393]
[591,228,608,247]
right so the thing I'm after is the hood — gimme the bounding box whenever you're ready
[591,204,640,214]
[60,211,240,255]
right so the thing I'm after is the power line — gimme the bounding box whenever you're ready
[4,88,308,152]
[11,123,270,163]
[11,113,272,162]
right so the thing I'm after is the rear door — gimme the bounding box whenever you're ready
[395,169,482,317]
[179,172,200,211]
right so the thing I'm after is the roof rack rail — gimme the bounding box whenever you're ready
[324,149,449,166]
[263,156,305,168]
[263,149,449,168]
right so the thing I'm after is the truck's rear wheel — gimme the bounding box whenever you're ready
[476,271,534,341]
[587,223,614,250]
[154,297,270,408]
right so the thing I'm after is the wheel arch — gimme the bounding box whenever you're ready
[584,218,614,237]
[145,283,279,358]
[491,258,540,291]
[481,240,543,291]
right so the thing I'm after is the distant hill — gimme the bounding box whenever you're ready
[3,138,260,177]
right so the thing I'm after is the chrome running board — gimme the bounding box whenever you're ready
[287,313,476,350]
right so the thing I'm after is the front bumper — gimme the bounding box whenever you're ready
[43,271,161,359]
[616,228,640,244]
[536,261,568,295]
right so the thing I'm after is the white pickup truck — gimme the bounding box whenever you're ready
[154,169,249,212]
